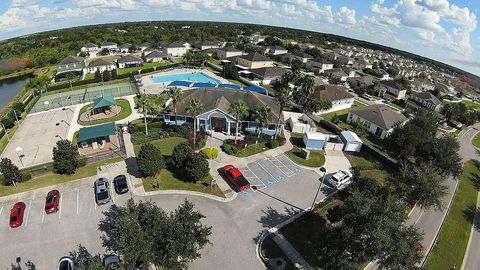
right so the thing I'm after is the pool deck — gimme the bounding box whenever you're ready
[139,68,229,94]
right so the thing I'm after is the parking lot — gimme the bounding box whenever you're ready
[238,154,304,197]
[0,162,133,267]
[0,108,74,168]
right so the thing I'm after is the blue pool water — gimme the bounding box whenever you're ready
[152,72,220,84]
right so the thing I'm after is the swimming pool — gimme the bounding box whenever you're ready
[152,72,220,84]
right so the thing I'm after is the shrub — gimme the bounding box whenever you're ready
[0,158,22,186]
[267,139,280,149]
[77,157,87,167]
[52,139,79,175]
[185,153,209,183]
[198,138,207,149]
[12,102,25,113]
[1,117,14,129]
[172,142,194,168]
[21,171,32,182]
[244,132,258,145]
[202,148,219,159]
[221,144,239,155]
[137,143,165,177]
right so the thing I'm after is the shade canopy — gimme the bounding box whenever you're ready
[168,80,192,87]
[218,83,241,90]
[77,122,116,143]
[92,96,115,110]
[191,82,217,88]
[243,85,267,95]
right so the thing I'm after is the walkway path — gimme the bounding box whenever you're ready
[272,232,312,270]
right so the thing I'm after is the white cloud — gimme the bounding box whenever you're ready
[336,6,356,25]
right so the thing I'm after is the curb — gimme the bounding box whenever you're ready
[141,189,237,202]
[460,191,480,270]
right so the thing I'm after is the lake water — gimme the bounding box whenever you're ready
[0,75,30,110]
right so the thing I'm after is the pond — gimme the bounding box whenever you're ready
[0,75,31,110]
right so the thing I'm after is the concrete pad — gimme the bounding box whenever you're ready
[1,108,74,168]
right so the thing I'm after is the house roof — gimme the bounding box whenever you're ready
[144,50,167,59]
[411,91,441,105]
[101,42,117,46]
[217,47,242,53]
[92,96,115,110]
[58,56,84,65]
[167,41,187,48]
[311,84,354,101]
[340,131,363,144]
[117,54,143,64]
[238,52,272,62]
[350,104,407,130]
[165,87,283,123]
[324,68,348,77]
[77,122,116,143]
[250,67,288,79]
[84,43,98,48]
[304,132,325,140]
[119,43,131,49]
[88,58,115,67]
[139,42,150,47]
[381,80,406,90]
[269,45,287,51]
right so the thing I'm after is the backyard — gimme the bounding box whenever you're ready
[319,101,366,122]
[345,150,393,185]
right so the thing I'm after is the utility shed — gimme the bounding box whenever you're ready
[303,132,326,150]
[340,131,363,152]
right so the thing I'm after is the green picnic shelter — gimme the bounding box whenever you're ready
[92,96,116,114]
[77,122,116,147]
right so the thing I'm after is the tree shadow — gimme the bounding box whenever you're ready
[463,204,480,232]
[257,206,302,229]
[124,157,141,178]
[9,259,36,270]
[98,204,122,250]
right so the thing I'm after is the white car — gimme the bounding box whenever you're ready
[57,257,74,270]
[327,170,353,190]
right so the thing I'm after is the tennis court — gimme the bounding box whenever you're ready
[29,82,137,114]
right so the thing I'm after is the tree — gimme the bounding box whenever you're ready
[98,48,109,55]
[66,72,76,90]
[111,69,117,80]
[185,98,204,149]
[172,141,194,169]
[102,70,111,81]
[273,87,293,139]
[94,70,102,83]
[137,143,165,177]
[416,135,463,177]
[394,162,446,209]
[167,87,183,126]
[377,226,422,270]
[228,99,249,144]
[0,158,21,186]
[305,99,332,113]
[291,58,303,72]
[52,139,79,175]
[12,102,25,114]
[183,50,194,63]
[253,104,271,140]
[185,153,209,183]
[69,245,103,270]
[100,199,211,269]
[223,62,238,80]
[297,75,315,110]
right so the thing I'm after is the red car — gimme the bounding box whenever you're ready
[45,190,60,214]
[222,165,251,192]
[9,202,26,228]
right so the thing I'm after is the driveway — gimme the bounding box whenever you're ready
[0,151,351,269]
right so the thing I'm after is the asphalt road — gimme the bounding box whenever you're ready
[459,123,480,270]
[0,156,339,269]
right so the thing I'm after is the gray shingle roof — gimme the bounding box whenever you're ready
[88,58,115,67]
[144,50,167,59]
[250,67,288,79]
[117,54,143,64]
[84,43,98,48]
[311,84,354,101]
[350,104,407,130]
[59,56,84,65]
[238,52,272,62]
[411,91,441,106]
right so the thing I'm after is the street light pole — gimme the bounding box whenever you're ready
[1,123,10,141]
[310,167,327,211]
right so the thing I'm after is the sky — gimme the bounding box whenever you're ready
[0,0,479,76]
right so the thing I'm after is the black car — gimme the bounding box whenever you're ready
[113,175,129,194]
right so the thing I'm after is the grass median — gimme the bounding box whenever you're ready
[425,160,480,269]
[472,133,480,148]
[285,146,325,167]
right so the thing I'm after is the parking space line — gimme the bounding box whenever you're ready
[0,206,3,217]
[266,159,289,179]
[272,156,296,176]
[246,164,268,187]
[41,207,45,224]
[76,189,79,215]
[24,200,32,227]
[257,161,279,183]
[58,194,63,220]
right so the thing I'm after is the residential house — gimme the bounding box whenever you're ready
[116,55,144,68]
[412,78,435,92]
[248,33,266,44]
[100,42,118,52]
[119,44,131,53]
[347,76,376,89]
[352,59,372,70]
[288,52,313,64]
[310,84,355,114]
[215,47,243,60]
[55,56,85,77]
[139,43,150,51]
[165,41,190,57]
[193,41,220,50]
[347,104,408,139]
[233,53,274,69]
[378,69,390,80]
[306,59,334,73]
[377,81,406,100]
[86,59,117,73]
[267,46,288,55]
[406,91,442,112]
[81,43,99,53]
[143,50,168,62]
[163,87,284,136]
[250,67,289,85]
[324,68,349,82]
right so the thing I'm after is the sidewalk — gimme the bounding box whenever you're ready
[272,232,313,270]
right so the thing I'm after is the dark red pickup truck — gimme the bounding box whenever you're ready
[222,165,251,192]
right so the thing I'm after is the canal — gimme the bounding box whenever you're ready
[0,75,30,110]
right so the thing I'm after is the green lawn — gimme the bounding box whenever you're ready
[0,122,20,155]
[285,146,325,167]
[0,157,125,197]
[234,143,270,157]
[320,101,366,122]
[77,99,132,126]
[462,100,480,110]
[84,73,95,80]
[472,133,480,148]
[117,62,168,75]
[133,137,187,156]
[346,151,392,185]
[425,161,480,269]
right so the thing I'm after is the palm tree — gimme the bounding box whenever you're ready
[274,87,293,139]
[66,72,76,91]
[137,94,151,136]
[185,98,204,148]
[167,87,183,126]
[253,104,271,141]
[299,75,315,110]
[228,100,249,145]
[183,51,194,63]
[136,94,166,136]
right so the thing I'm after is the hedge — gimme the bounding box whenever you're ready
[47,78,96,91]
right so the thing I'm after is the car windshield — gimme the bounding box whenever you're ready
[97,191,108,200]
[10,215,17,222]
[46,194,55,203]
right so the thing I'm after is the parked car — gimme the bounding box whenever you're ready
[94,177,111,205]
[222,165,251,192]
[103,255,120,270]
[45,189,60,214]
[113,175,129,194]
[9,202,26,228]
[57,257,74,270]
[362,93,374,101]
[327,170,353,190]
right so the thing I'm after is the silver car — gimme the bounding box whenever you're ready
[94,177,111,205]
[57,257,74,270]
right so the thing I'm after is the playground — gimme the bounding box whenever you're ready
[29,82,137,114]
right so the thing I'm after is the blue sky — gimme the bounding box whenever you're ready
[0,0,479,75]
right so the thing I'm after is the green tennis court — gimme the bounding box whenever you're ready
[29,82,137,114]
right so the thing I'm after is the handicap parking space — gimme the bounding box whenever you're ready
[275,155,303,174]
